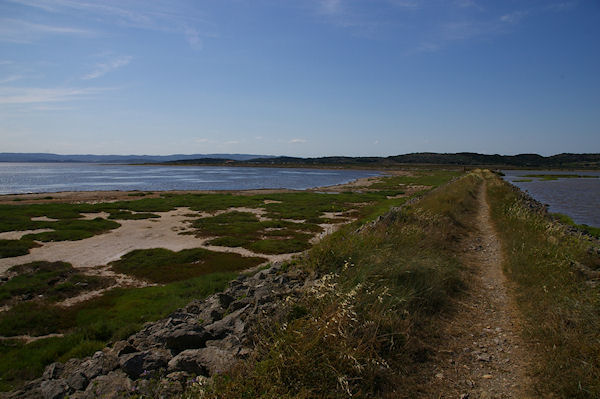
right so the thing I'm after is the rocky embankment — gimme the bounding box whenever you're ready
[6,263,313,399]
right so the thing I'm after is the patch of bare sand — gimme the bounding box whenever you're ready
[0,206,311,275]
[0,333,64,344]
[0,208,202,273]
[0,229,54,240]
[31,216,58,222]
[80,211,110,220]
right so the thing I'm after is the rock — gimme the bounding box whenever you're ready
[482,374,493,379]
[39,379,68,399]
[119,349,171,379]
[163,326,211,352]
[83,371,133,399]
[204,305,249,339]
[167,349,208,375]
[168,347,235,376]
[66,372,88,391]
[42,362,64,380]
[112,341,138,357]
[217,293,234,308]
[78,351,118,380]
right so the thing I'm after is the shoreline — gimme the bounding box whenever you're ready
[0,173,397,205]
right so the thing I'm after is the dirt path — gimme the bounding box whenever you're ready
[425,180,531,398]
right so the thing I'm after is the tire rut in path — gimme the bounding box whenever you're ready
[424,181,531,399]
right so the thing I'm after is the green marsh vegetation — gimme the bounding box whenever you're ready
[0,169,461,391]
[201,173,482,398]
[0,261,113,307]
[523,173,598,181]
[110,248,266,283]
[0,272,236,391]
[551,213,600,239]
[486,173,600,397]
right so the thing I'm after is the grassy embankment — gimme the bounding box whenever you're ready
[486,172,600,397]
[0,170,459,391]
[196,172,483,398]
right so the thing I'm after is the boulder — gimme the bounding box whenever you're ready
[39,379,68,399]
[119,349,171,379]
[83,371,133,399]
[163,326,211,352]
[42,362,64,380]
[167,347,235,376]
[66,372,88,391]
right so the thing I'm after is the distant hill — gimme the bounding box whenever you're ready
[0,153,274,163]
[2,152,598,169]
[170,152,600,169]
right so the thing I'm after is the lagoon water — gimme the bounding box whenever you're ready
[502,170,600,228]
[0,163,379,195]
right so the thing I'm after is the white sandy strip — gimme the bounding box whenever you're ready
[31,216,58,222]
[0,208,203,274]
[0,333,64,344]
[0,229,54,240]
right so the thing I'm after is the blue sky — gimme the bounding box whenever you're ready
[0,0,598,157]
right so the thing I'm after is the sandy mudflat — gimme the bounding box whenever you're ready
[0,205,337,275]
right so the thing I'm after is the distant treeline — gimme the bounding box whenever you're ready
[166,152,600,169]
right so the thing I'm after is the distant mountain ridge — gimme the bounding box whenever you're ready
[171,152,600,169]
[1,152,598,168]
[0,153,274,163]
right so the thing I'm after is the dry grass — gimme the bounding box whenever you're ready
[486,172,600,398]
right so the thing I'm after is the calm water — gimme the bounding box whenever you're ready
[0,163,380,195]
[501,170,600,228]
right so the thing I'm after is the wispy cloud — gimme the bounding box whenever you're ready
[289,138,307,144]
[0,75,23,84]
[318,0,343,15]
[6,0,214,49]
[547,2,578,12]
[500,11,528,24]
[0,18,94,43]
[82,55,132,80]
[184,26,203,50]
[0,86,110,105]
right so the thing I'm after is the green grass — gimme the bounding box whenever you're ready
[0,239,39,258]
[22,218,120,242]
[193,211,323,254]
[523,174,599,181]
[368,170,461,190]
[0,272,237,391]
[107,210,159,220]
[200,173,481,398]
[513,179,533,182]
[486,172,600,398]
[0,261,112,305]
[551,213,600,238]
[110,248,266,283]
